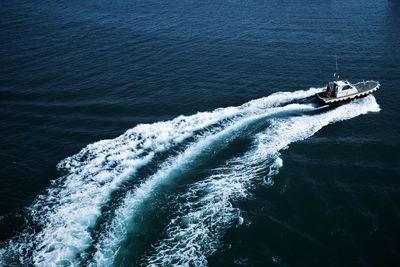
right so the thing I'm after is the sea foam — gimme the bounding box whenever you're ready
[91,103,314,266]
[142,96,380,266]
[2,87,321,265]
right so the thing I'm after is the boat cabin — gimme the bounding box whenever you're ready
[326,80,358,98]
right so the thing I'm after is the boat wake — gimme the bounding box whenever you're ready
[0,88,380,266]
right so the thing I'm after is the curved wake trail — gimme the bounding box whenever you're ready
[142,96,380,266]
[91,103,314,266]
[1,88,320,265]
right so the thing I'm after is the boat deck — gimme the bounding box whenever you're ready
[353,81,380,92]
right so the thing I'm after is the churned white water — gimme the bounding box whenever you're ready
[91,102,314,266]
[142,96,380,266]
[2,87,379,267]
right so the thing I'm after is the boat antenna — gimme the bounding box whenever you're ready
[335,55,338,72]
[333,55,339,80]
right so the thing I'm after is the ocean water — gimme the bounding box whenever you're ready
[1,0,399,266]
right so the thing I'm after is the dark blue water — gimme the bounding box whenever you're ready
[1,0,399,265]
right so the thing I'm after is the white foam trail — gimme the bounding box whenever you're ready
[91,103,315,266]
[2,88,320,265]
[263,157,283,186]
[143,96,380,266]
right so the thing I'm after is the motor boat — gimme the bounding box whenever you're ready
[315,80,380,105]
